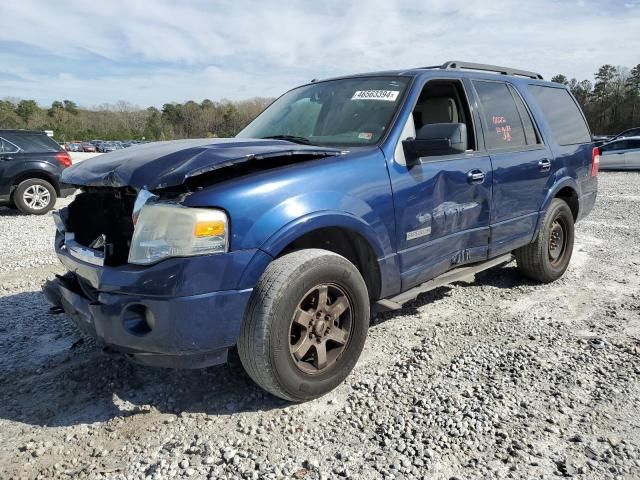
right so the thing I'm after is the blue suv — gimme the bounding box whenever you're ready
[45,61,598,401]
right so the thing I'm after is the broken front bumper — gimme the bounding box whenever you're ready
[45,230,257,368]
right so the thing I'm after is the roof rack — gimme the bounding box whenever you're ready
[424,61,543,80]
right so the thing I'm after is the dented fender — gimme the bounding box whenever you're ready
[181,147,401,295]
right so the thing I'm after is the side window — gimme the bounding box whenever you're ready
[0,138,19,154]
[473,80,528,150]
[508,85,540,145]
[602,140,627,152]
[9,133,61,153]
[411,79,476,151]
[528,85,591,146]
[627,139,640,149]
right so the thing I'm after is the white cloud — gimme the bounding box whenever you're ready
[0,0,638,106]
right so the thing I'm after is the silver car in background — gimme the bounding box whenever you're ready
[599,136,640,170]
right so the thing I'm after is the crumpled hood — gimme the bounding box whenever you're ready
[62,138,343,190]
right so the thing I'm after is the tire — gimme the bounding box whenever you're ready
[13,178,57,215]
[515,198,575,283]
[238,249,370,402]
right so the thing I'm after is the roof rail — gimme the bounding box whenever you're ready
[426,61,543,80]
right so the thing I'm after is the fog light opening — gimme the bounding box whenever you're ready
[122,304,154,336]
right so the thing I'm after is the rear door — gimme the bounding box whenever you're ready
[470,80,552,256]
[0,137,23,197]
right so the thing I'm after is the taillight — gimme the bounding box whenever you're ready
[591,147,600,177]
[55,152,72,168]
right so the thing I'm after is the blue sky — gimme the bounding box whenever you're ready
[1,0,639,108]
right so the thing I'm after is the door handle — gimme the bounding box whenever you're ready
[467,169,485,184]
[0,156,13,161]
[538,158,551,171]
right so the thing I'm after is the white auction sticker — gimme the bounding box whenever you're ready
[351,90,400,101]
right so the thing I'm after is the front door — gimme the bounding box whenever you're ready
[388,79,493,290]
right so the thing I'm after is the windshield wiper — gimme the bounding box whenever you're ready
[261,135,315,146]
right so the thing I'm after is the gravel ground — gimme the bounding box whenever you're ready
[1,172,639,480]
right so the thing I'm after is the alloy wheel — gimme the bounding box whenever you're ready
[22,184,51,210]
[289,283,353,374]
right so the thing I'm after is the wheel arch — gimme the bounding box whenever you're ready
[10,170,61,197]
[541,178,579,218]
[240,212,389,300]
[554,186,579,221]
[275,226,382,300]
[533,178,580,239]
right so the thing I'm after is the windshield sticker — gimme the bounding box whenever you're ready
[358,132,373,140]
[351,90,400,101]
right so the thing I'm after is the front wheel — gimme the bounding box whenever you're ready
[515,198,575,283]
[237,249,370,401]
[13,178,57,215]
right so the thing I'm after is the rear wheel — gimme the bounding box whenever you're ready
[13,178,57,215]
[515,198,574,283]
[238,249,370,401]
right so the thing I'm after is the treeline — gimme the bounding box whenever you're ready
[551,63,640,134]
[0,97,273,141]
[2,63,639,140]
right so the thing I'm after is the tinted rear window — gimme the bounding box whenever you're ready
[2,133,62,153]
[528,86,591,146]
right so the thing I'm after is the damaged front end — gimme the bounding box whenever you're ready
[50,140,343,267]
[43,183,255,368]
[54,187,139,267]
[42,138,345,368]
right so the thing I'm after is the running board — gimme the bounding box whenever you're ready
[376,253,514,311]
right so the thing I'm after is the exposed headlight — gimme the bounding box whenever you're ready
[128,203,229,265]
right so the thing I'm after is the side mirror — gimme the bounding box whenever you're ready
[402,122,468,165]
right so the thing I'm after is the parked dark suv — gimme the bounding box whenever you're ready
[0,130,75,214]
[45,61,598,401]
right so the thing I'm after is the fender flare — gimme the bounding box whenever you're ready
[10,169,61,195]
[260,210,388,258]
[237,210,392,290]
[533,176,580,237]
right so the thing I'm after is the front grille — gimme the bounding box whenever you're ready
[66,188,136,266]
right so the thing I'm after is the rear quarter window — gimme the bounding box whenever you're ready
[3,133,62,153]
[0,137,20,153]
[528,85,591,146]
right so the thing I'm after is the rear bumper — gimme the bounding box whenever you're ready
[47,230,258,368]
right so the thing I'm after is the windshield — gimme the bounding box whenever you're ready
[237,76,410,147]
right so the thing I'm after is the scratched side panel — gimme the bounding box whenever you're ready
[387,156,493,290]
